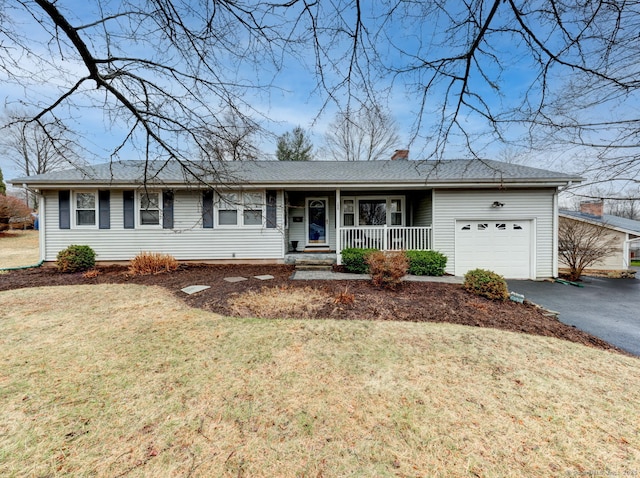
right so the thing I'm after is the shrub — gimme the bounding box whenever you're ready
[129,251,179,275]
[366,250,409,290]
[56,245,96,273]
[341,247,378,274]
[406,250,448,276]
[463,268,509,301]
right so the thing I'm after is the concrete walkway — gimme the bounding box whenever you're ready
[291,270,464,283]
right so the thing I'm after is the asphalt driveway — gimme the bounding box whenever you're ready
[508,274,640,357]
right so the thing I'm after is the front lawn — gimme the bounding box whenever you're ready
[0,230,39,268]
[1,284,639,477]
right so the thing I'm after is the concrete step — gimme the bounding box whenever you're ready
[295,258,335,266]
[295,264,334,271]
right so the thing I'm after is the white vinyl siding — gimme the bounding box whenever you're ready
[42,190,284,262]
[433,189,556,279]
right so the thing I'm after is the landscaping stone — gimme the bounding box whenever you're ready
[181,285,211,295]
[254,275,275,280]
[224,276,248,283]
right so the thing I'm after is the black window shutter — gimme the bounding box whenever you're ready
[202,190,214,228]
[98,190,110,229]
[123,191,135,229]
[163,191,174,229]
[59,190,70,229]
[266,190,277,228]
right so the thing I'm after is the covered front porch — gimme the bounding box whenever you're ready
[285,189,433,264]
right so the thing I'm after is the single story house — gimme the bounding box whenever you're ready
[11,159,582,279]
[560,201,640,271]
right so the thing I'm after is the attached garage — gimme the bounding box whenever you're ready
[455,220,534,279]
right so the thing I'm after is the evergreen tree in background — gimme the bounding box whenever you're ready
[276,127,313,161]
[0,167,6,195]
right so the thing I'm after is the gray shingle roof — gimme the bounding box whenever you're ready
[560,209,640,235]
[11,159,582,187]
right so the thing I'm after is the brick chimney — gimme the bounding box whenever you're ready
[580,200,604,218]
[391,149,409,161]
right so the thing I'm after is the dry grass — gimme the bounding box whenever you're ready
[1,284,640,477]
[228,285,331,319]
[128,251,179,275]
[0,230,39,269]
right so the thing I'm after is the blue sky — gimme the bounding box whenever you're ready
[1,0,638,197]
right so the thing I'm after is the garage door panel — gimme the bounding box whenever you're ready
[455,220,532,278]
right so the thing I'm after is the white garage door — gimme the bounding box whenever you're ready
[455,220,533,279]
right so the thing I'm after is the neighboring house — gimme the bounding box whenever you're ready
[10,159,581,279]
[560,201,640,270]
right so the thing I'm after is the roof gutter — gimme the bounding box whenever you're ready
[13,179,582,190]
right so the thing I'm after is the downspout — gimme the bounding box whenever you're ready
[36,188,46,264]
[0,261,44,272]
[552,189,559,278]
[336,188,341,265]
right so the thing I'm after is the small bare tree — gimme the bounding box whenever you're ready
[197,112,260,162]
[558,218,619,281]
[1,109,80,206]
[324,105,400,161]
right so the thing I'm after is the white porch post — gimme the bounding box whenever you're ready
[336,188,341,265]
[383,224,388,251]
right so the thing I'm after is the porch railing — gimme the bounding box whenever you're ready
[340,226,432,251]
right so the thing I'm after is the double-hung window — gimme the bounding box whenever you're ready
[140,192,161,226]
[217,191,264,227]
[243,192,263,226]
[218,192,239,226]
[390,199,403,226]
[75,192,96,226]
[343,199,355,226]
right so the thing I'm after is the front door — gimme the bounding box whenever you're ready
[306,198,329,246]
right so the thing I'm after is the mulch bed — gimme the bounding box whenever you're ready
[0,263,626,354]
